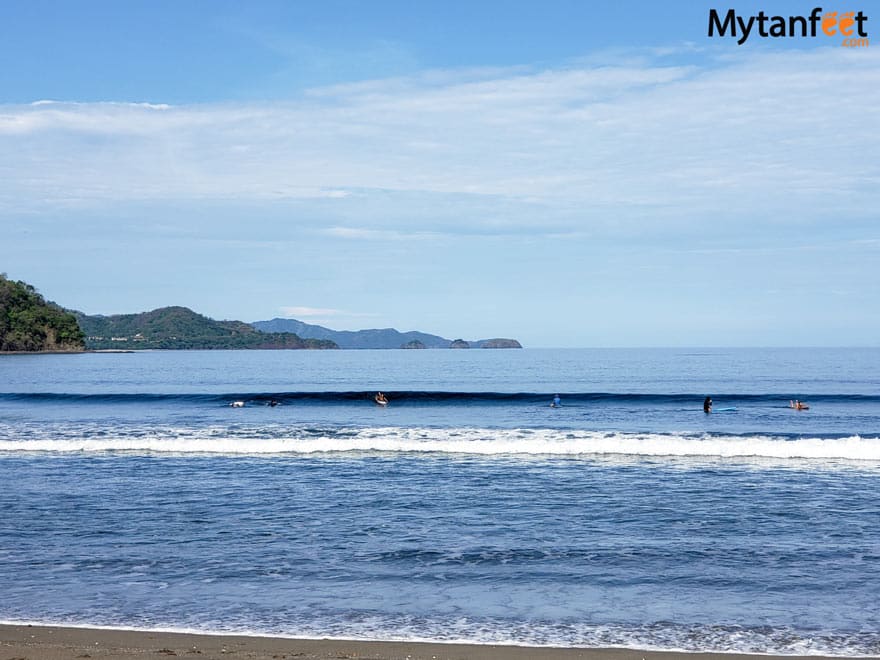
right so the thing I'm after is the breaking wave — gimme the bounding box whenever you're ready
[1,425,879,463]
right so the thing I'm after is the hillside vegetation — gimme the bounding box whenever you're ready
[253,317,522,349]
[76,306,337,350]
[0,274,85,352]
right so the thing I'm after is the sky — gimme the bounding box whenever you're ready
[1,1,878,347]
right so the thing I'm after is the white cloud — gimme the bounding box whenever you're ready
[279,306,345,318]
[2,47,878,237]
[325,226,441,241]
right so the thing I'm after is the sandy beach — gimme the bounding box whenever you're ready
[0,625,858,660]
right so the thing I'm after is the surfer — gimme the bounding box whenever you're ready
[551,394,561,408]
[790,399,809,410]
[374,392,388,406]
[268,399,279,407]
[230,400,245,408]
[703,396,712,413]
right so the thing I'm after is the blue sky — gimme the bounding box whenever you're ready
[1,1,878,347]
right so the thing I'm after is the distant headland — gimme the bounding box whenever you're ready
[0,275,521,352]
[77,311,522,350]
[74,307,337,351]
[251,318,522,350]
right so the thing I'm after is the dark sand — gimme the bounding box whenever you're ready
[0,624,858,660]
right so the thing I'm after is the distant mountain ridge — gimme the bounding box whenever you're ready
[76,307,337,350]
[252,318,521,349]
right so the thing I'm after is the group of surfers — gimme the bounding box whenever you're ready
[233,394,811,411]
[703,396,809,413]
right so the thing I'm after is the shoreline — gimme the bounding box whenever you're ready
[0,350,90,355]
[0,624,861,660]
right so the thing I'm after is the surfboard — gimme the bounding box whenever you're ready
[714,406,737,412]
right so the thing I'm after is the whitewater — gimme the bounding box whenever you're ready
[2,424,880,463]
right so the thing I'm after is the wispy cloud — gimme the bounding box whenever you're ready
[279,306,346,318]
[2,48,878,238]
[324,226,442,241]
[277,306,379,329]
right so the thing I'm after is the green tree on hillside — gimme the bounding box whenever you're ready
[0,274,85,352]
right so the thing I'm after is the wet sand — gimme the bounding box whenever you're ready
[0,624,855,660]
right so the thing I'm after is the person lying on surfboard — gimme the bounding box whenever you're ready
[375,392,388,405]
[790,399,809,410]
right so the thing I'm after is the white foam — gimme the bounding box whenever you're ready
[1,427,879,464]
[1,618,874,657]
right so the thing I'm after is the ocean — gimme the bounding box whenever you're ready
[1,347,879,656]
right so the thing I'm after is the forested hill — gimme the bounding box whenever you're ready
[0,274,85,352]
[76,306,338,350]
[253,317,452,349]
[253,317,523,349]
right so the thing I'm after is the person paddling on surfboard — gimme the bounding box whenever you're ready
[374,392,388,405]
[703,396,712,413]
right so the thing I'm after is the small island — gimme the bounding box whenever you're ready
[479,338,522,349]
[0,274,85,352]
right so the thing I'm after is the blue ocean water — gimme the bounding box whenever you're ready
[1,348,879,655]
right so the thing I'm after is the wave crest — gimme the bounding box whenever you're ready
[1,427,879,462]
